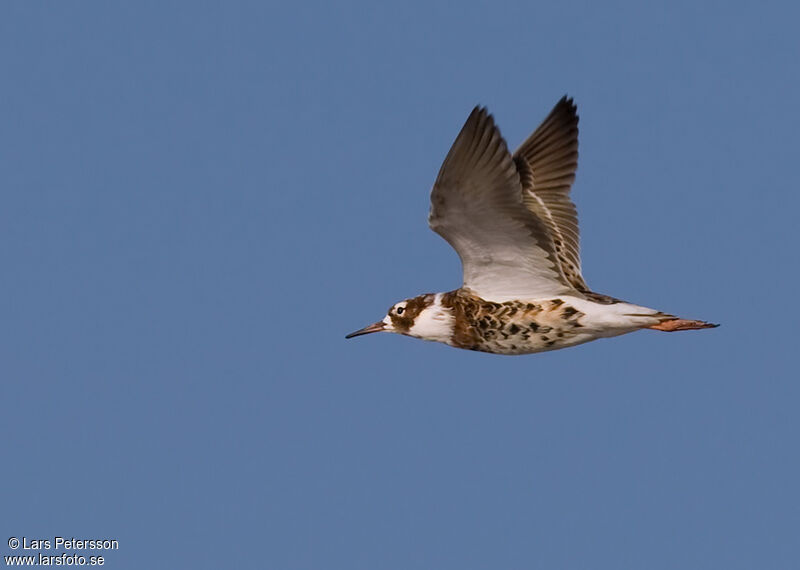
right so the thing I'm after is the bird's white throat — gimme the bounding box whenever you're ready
[407,293,454,342]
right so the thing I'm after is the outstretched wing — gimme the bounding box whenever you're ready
[513,96,588,292]
[428,107,575,302]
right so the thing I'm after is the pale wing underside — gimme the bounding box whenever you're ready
[428,107,575,301]
[513,96,588,291]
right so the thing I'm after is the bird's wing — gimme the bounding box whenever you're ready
[428,106,575,302]
[513,96,588,291]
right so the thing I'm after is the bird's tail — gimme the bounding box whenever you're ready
[631,312,719,332]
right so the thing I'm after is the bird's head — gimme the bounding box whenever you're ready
[346,293,454,343]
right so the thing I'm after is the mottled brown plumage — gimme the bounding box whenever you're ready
[440,291,586,354]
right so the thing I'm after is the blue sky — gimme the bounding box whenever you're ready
[1,1,798,568]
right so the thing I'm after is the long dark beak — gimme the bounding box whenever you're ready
[345,321,386,339]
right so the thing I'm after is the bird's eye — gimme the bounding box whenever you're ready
[396,306,405,315]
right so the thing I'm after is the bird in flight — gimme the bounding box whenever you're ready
[347,97,717,355]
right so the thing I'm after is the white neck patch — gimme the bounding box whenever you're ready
[406,293,454,343]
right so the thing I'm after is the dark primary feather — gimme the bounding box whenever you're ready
[513,96,587,291]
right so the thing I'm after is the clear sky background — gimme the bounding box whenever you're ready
[2,2,798,569]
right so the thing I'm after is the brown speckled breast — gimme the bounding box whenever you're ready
[441,290,587,355]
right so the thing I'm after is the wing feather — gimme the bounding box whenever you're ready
[428,107,575,301]
[513,96,588,291]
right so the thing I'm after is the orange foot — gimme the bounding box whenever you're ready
[648,319,719,332]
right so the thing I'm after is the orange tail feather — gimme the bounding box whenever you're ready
[647,318,719,332]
